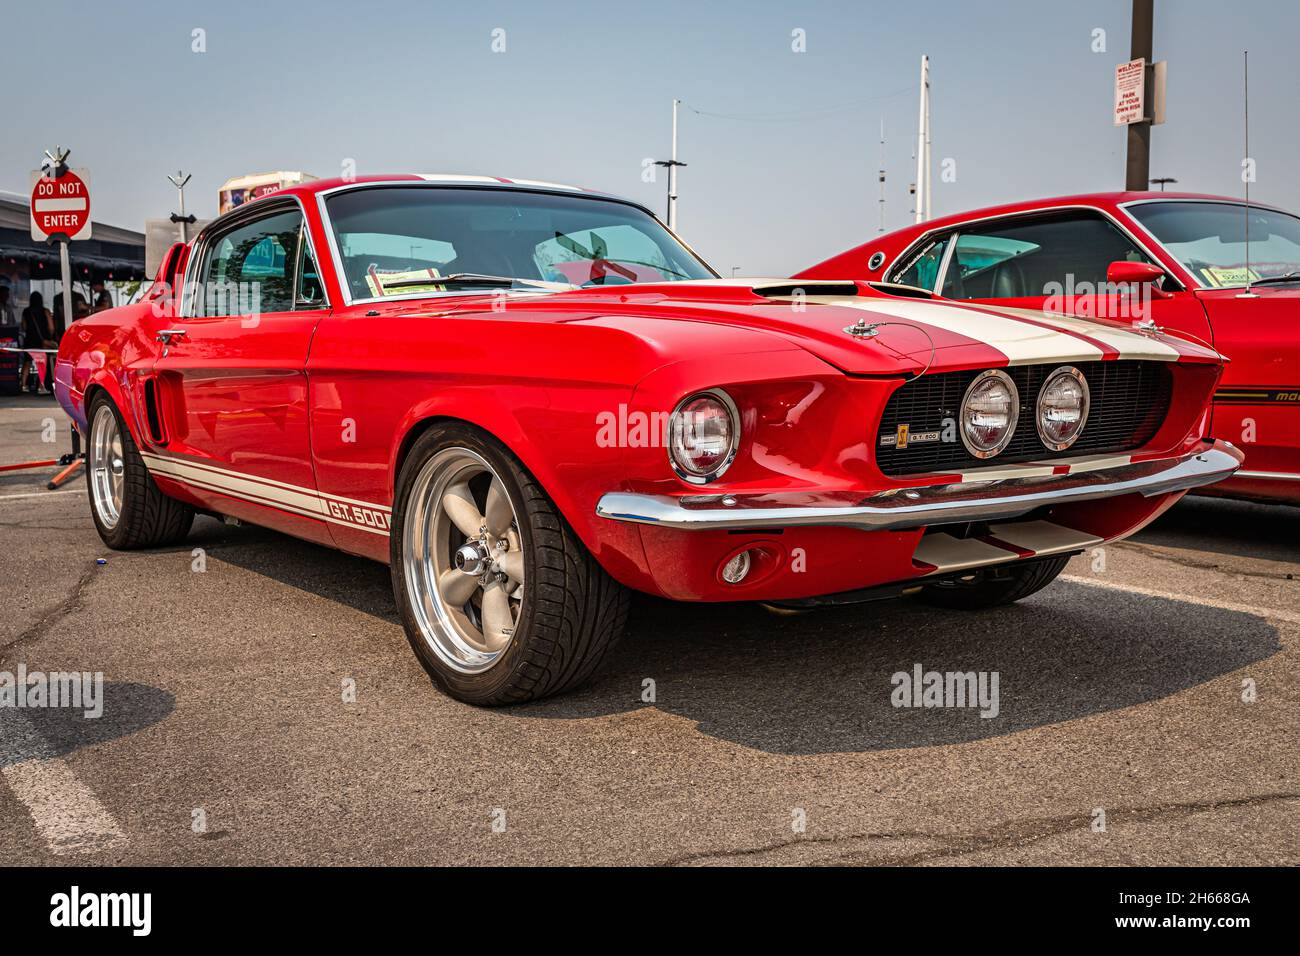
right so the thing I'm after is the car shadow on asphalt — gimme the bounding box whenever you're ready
[0,682,175,767]
[188,509,1283,757]
[513,584,1280,755]
[179,516,401,623]
[1131,494,1300,565]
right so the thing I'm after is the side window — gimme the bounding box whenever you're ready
[942,212,1151,300]
[296,226,326,308]
[199,208,304,316]
[890,235,951,291]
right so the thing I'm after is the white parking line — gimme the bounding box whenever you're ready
[0,490,80,503]
[1061,575,1300,625]
[0,713,126,855]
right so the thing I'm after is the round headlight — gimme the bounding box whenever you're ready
[668,390,739,483]
[960,369,1019,459]
[1036,366,1090,451]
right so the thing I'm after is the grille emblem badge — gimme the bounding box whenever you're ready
[879,424,941,449]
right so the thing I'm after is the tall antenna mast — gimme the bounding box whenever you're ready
[915,55,931,224]
[1241,51,1255,297]
[878,117,887,233]
[924,59,932,221]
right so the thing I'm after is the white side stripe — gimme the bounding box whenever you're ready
[140,452,391,513]
[144,455,327,516]
[139,452,391,536]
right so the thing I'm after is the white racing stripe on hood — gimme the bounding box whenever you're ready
[979,304,1182,361]
[807,297,1104,365]
[805,296,1183,363]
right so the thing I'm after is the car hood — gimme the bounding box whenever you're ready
[520,280,1218,375]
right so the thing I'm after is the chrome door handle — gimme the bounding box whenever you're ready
[156,329,188,344]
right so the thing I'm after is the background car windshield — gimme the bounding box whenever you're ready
[325,186,715,300]
[1129,201,1300,287]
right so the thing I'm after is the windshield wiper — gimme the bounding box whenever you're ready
[1247,271,1300,287]
[377,273,574,291]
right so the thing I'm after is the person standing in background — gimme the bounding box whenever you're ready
[91,280,113,312]
[0,287,15,328]
[20,291,55,394]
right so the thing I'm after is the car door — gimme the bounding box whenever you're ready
[1190,289,1300,486]
[149,200,334,544]
[893,209,1214,349]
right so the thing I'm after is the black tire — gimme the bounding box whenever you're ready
[391,423,629,706]
[86,393,194,549]
[915,555,1070,610]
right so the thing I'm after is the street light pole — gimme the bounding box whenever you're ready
[168,171,194,243]
[653,102,686,232]
[1125,0,1155,191]
[669,98,680,230]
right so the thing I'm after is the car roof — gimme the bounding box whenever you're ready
[272,173,634,205]
[193,173,657,246]
[901,190,1277,235]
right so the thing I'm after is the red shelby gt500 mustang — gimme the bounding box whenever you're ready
[799,191,1300,505]
[56,176,1240,704]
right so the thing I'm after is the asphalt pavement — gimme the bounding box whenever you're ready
[1,395,1296,865]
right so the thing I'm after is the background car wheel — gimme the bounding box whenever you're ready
[391,423,629,706]
[85,393,194,549]
[914,555,1070,610]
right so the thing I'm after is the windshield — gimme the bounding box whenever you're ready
[1128,201,1300,288]
[324,186,716,301]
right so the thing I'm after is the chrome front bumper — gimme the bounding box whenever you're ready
[596,441,1243,532]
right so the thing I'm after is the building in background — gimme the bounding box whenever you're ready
[0,190,147,392]
[0,190,146,309]
[218,171,317,215]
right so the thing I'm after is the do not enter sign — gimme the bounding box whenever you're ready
[30,168,92,241]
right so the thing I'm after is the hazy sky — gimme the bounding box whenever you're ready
[3,0,1298,275]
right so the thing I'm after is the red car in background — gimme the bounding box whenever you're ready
[799,192,1300,505]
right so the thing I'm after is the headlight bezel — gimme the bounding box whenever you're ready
[1036,365,1091,452]
[959,368,1020,460]
[667,388,741,484]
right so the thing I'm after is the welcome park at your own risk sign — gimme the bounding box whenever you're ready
[30,168,92,242]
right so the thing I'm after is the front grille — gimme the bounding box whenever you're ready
[875,361,1172,475]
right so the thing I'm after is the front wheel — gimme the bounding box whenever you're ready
[914,555,1070,610]
[390,424,629,705]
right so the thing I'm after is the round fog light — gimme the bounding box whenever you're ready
[721,550,752,584]
[1036,365,1090,451]
[959,369,1020,459]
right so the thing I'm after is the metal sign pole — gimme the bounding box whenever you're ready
[40,146,77,331]
[58,239,73,330]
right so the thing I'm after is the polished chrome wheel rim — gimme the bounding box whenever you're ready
[403,447,525,674]
[89,405,125,529]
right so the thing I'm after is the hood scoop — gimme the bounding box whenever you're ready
[750,279,861,299]
[751,279,937,301]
